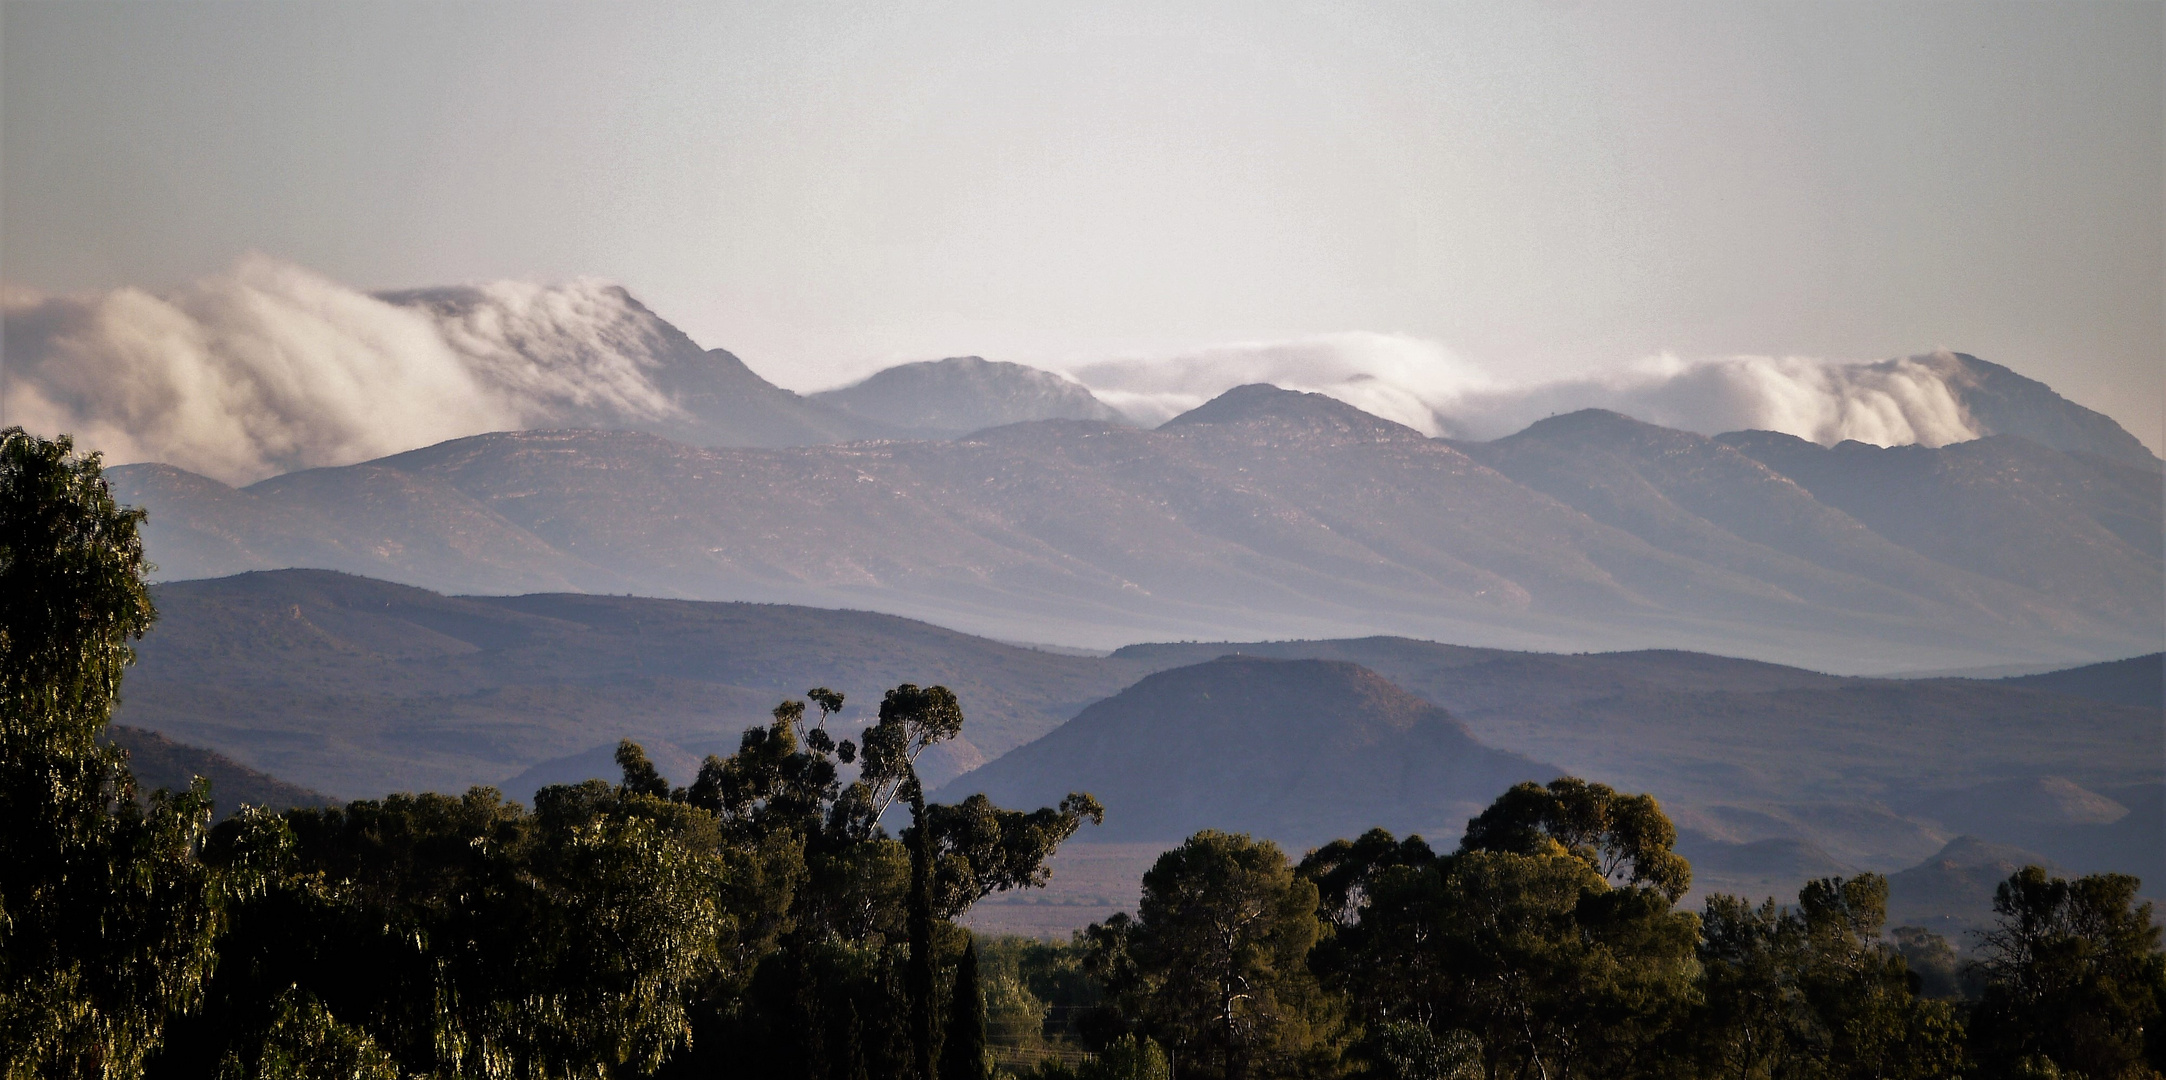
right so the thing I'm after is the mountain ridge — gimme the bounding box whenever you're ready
[114,570,2160,895]
[105,385,2160,673]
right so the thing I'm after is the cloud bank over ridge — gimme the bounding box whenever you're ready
[3,258,2024,485]
[1068,335,1984,448]
[2,257,688,483]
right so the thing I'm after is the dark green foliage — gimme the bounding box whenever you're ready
[1891,927,1969,1001]
[1693,876,1965,1080]
[215,986,398,1080]
[1077,1035,1171,1080]
[162,783,732,1079]
[1788,876,1966,1079]
[116,678,1097,1080]
[942,940,990,1080]
[1360,1021,1481,1080]
[0,428,221,1079]
[1461,777,1692,901]
[1085,831,1340,1080]
[1299,783,1702,1080]
[977,935,1102,1051]
[660,687,1101,1080]
[1968,868,2166,1080]
[912,779,941,1080]
[0,428,155,724]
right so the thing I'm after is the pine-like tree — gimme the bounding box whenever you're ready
[940,939,989,1080]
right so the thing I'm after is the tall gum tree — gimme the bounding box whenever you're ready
[0,428,220,1080]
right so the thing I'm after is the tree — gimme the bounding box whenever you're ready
[1082,1035,1172,1080]
[216,986,399,1080]
[1969,867,2165,1080]
[1296,781,1701,1080]
[0,428,220,1080]
[940,939,990,1080]
[160,781,736,1080]
[666,687,1100,1079]
[1789,875,1965,1080]
[1461,778,1691,902]
[1692,876,1965,1080]
[1427,848,1697,1080]
[1085,831,1339,1080]
[1695,894,1807,1080]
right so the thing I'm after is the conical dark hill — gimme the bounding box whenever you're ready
[936,655,1558,848]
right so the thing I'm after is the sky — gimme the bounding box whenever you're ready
[4,1,2160,451]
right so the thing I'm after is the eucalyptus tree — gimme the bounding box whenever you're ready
[670,686,1100,1079]
[0,428,220,1080]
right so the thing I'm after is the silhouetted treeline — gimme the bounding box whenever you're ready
[4,426,2163,1080]
[1003,780,2163,1080]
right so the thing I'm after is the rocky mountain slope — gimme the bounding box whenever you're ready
[106,386,2163,674]
[1912,351,2163,470]
[810,356,1129,437]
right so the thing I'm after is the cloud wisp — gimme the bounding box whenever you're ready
[1067,336,1982,447]
[2,256,685,484]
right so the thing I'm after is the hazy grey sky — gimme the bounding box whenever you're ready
[5,1,2160,449]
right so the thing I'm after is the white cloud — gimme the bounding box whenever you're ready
[1,256,683,485]
[1066,337,1981,447]
[1068,332,1495,432]
[2,256,1989,489]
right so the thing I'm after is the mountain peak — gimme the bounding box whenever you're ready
[1915,351,2160,469]
[939,655,1551,845]
[379,280,896,449]
[811,355,1125,436]
[1496,407,1690,446]
[1162,383,1423,439]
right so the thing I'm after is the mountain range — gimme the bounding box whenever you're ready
[112,569,2160,911]
[370,288,2166,474]
[54,277,2151,671]
[107,380,2160,674]
[374,289,1138,449]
